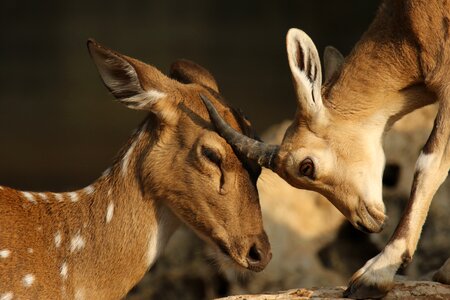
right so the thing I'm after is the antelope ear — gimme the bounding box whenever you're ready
[323,46,344,82]
[286,28,323,117]
[169,59,219,92]
[87,39,177,120]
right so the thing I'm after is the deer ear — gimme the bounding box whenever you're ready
[169,59,219,92]
[286,28,323,117]
[87,39,177,118]
[323,46,344,83]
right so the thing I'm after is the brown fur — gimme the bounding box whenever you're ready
[0,41,271,299]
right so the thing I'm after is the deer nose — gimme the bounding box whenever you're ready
[247,244,263,265]
[245,234,272,271]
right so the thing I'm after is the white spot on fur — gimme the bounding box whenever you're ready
[0,292,13,300]
[22,274,35,287]
[55,193,64,202]
[22,192,37,204]
[121,142,136,175]
[0,186,4,190]
[70,233,85,253]
[36,226,43,231]
[60,262,68,281]
[415,152,436,172]
[83,185,94,195]
[75,288,85,300]
[68,192,79,202]
[27,248,33,254]
[38,193,48,201]
[106,202,114,224]
[0,249,11,258]
[108,189,112,197]
[54,231,62,248]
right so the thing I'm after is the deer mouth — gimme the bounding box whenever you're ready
[355,203,386,233]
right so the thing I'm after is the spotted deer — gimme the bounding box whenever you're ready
[0,40,271,300]
[201,0,450,298]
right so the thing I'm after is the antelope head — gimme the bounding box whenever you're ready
[88,40,271,271]
[202,29,387,234]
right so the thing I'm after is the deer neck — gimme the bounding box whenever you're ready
[19,117,180,299]
[323,38,434,131]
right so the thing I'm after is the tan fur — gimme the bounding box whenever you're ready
[276,0,450,298]
[0,41,271,299]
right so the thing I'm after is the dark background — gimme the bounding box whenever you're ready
[0,0,379,193]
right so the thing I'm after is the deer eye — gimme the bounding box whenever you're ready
[299,158,315,179]
[202,146,222,166]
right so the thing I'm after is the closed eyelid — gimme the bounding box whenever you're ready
[202,146,222,164]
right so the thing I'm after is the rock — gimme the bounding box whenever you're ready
[434,258,450,285]
[217,281,450,300]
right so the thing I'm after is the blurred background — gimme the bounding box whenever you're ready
[1,1,448,299]
[0,0,380,190]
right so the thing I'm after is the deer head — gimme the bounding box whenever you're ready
[202,29,387,234]
[88,40,271,271]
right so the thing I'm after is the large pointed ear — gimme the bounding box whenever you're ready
[323,46,344,83]
[87,39,178,121]
[286,28,323,118]
[169,59,219,92]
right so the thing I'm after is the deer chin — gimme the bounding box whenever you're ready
[206,244,263,277]
[202,235,270,273]
[353,202,387,234]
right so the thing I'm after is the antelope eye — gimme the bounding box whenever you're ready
[202,146,221,165]
[299,158,315,179]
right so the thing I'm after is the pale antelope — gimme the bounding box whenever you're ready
[0,40,272,299]
[202,0,450,298]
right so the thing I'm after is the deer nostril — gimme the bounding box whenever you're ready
[247,244,263,265]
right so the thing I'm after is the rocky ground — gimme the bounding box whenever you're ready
[218,281,450,300]
[126,104,450,300]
